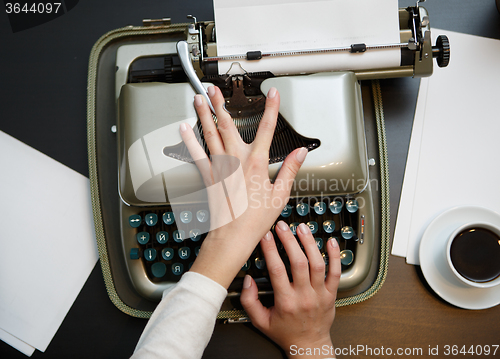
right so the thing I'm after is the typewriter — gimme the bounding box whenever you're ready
[114,1,449,303]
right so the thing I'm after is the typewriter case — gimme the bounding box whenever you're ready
[87,21,394,318]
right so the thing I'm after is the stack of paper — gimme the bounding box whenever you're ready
[213,0,401,75]
[0,131,99,356]
[392,30,500,264]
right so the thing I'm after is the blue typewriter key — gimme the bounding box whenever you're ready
[290,222,299,235]
[189,229,201,242]
[195,246,201,256]
[136,232,150,245]
[242,260,251,271]
[180,211,192,224]
[196,210,209,223]
[323,220,335,233]
[145,213,158,226]
[341,226,354,240]
[162,248,174,261]
[307,221,318,234]
[163,212,175,225]
[144,248,157,261]
[313,202,326,215]
[151,262,167,278]
[340,249,354,266]
[173,230,185,243]
[129,248,140,260]
[329,200,342,214]
[129,215,141,228]
[255,257,266,270]
[315,238,324,250]
[281,204,292,218]
[296,203,309,216]
[172,263,184,275]
[346,199,359,213]
[178,247,191,260]
[156,231,168,244]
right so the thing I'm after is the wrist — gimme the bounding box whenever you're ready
[189,232,252,289]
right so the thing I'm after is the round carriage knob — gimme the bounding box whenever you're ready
[432,35,450,68]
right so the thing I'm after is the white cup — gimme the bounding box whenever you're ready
[446,222,500,289]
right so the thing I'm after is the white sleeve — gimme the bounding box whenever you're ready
[131,271,227,359]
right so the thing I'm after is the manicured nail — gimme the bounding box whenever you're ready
[243,274,252,289]
[207,86,216,97]
[267,87,277,99]
[296,147,307,163]
[298,223,310,235]
[277,220,289,232]
[330,237,339,248]
[263,231,272,241]
[179,123,188,132]
[194,94,203,107]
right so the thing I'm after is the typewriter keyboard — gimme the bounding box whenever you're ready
[127,196,363,291]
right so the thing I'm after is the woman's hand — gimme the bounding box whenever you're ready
[240,221,341,359]
[180,86,307,289]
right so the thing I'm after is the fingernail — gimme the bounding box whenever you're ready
[207,86,216,97]
[296,147,307,163]
[243,274,252,289]
[298,223,310,235]
[277,220,289,232]
[180,123,188,132]
[330,237,339,248]
[263,231,272,241]
[267,87,277,99]
[194,94,203,107]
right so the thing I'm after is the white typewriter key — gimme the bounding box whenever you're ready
[180,211,192,224]
[296,203,309,216]
[341,226,354,240]
[255,257,266,270]
[340,250,354,266]
[346,199,359,213]
[329,200,343,214]
[314,202,327,215]
[196,210,209,223]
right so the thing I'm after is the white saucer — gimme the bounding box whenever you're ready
[419,206,500,310]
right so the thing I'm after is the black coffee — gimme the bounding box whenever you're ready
[450,228,500,283]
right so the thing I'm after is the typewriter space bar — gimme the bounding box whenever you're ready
[176,40,215,113]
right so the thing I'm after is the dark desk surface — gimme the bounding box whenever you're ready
[1,1,499,358]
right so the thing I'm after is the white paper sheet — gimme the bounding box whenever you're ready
[0,131,99,354]
[213,0,401,75]
[392,30,500,265]
[0,328,35,357]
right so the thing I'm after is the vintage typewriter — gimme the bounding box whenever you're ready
[102,1,450,308]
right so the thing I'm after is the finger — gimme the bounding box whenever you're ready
[272,147,307,199]
[240,275,271,332]
[179,122,214,187]
[296,223,326,289]
[208,86,242,150]
[193,94,225,155]
[325,237,342,294]
[275,221,310,287]
[260,231,292,293]
[252,87,279,154]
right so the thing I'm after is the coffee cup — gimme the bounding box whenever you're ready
[446,222,500,289]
